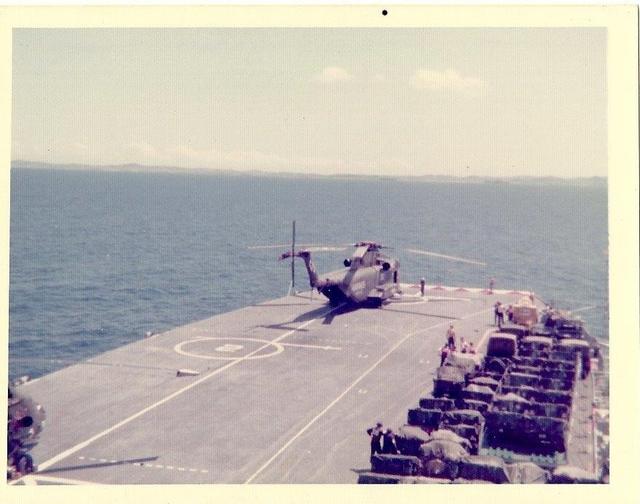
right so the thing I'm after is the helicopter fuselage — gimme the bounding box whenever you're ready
[281,244,400,306]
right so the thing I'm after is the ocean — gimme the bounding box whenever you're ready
[8,168,608,380]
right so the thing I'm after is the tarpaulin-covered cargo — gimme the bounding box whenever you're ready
[442,409,484,426]
[539,377,574,392]
[529,402,570,419]
[420,439,468,462]
[429,429,472,450]
[408,408,442,428]
[461,384,495,404]
[550,349,579,363]
[445,352,482,375]
[484,411,567,453]
[475,371,505,381]
[516,389,573,406]
[371,454,422,476]
[446,424,480,446]
[433,366,465,397]
[357,472,403,484]
[515,356,565,368]
[484,357,510,375]
[487,334,518,358]
[418,397,455,411]
[504,372,540,388]
[521,335,554,349]
[494,392,530,405]
[412,475,455,484]
[422,457,459,479]
[551,465,600,484]
[512,364,542,375]
[553,319,584,338]
[458,455,510,483]
[500,385,537,399]
[555,338,591,359]
[451,478,496,484]
[396,425,432,455]
[506,462,549,484]
[540,368,575,381]
[469,376,500,391]
[459,399,490,414]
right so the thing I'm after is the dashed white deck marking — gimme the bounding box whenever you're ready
[36,303,344,473]
[76,456,210,475]
[243,306,493,484]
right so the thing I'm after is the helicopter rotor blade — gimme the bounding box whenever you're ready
[248,243,320,250]
[249,243,353,252]
[406,248,486,266]
[304,246,349,253]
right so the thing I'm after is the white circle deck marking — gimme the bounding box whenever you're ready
[174,337,284,361]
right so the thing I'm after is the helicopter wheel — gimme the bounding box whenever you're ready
[16,453,34,475]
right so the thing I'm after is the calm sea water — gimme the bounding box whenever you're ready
[9,168,608,380]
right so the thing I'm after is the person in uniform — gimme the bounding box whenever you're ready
[382,429,399,455]
[440,344,450,366]
[496,302,505,327]
[367,422,384,456]
[446,325,456,350]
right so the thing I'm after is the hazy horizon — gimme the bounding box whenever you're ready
[11,159,607,180]
[12,28,607,178]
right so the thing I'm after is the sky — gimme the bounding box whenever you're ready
[11,28,607,177]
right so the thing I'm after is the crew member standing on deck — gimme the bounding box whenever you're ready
[440,344,450,366]
[446,325,456,350]
[496,302,505,328]
[367,422,384,456]
[382,429,399,455]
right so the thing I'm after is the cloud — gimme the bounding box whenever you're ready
[313,66,354,83]
[412,69,484,91]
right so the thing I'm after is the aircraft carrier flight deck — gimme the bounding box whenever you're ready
[12,284,596,484]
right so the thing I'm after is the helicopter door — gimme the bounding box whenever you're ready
[378,268,392,286]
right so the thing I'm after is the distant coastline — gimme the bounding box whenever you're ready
[10,160,607,187]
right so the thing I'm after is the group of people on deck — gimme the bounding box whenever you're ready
[439,324,475,366]
[367,422,399,456]
[494,301,515,327]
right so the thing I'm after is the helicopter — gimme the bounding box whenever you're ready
[249,223,486,308]
[279,241,399,307]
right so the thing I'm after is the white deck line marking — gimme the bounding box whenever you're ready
[27,475,104,485]
[36,303,344,472]
[243,306,492,484]
[281,343,341,350]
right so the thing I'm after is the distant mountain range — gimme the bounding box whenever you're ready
[10,160,607,187]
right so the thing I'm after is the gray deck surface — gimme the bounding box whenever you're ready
[14,284,590,484]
